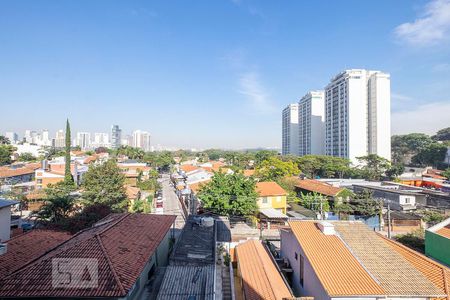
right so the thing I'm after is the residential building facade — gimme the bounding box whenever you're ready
[76,132,91,150]
[298,90,325,155]
[132,130,151,151]
[324,69,391,163]
[282,103,299,155]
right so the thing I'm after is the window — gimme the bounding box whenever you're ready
[37,179,42,184]
[262,197,268,204]
[294,252,298,260]
[404,197,410,204]
[300,255,304,287]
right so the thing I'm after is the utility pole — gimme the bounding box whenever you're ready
[387,202,392,239]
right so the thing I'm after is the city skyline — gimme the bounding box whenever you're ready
[1,0,450,148]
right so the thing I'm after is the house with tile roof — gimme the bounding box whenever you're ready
[0,213,176,299]
[280,220,450,299]
[426,217,450,266]
[256,181,288,214]
[294,178,343,199]
[0,162,40,186]
[235,239,294,300]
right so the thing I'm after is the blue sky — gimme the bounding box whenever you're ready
[1,0,450,149]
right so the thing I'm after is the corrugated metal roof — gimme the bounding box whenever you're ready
[157,265,215,300]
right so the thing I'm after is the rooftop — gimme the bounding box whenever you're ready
[170,215,215,265]
[0,213,176,298]
[0,199,19,209]
[0,230,71,278]
[235,240,293,300]
[294,178,342,197]
[287,220,448,297]
[256,181,287,197]
[157,265,215,300]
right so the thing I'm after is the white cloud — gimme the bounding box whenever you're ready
[391,93,413,102]
[238,72,275,114]
[392,101,450,135]
[394,0,450,46]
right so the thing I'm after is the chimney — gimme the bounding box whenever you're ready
[317,221,335,235]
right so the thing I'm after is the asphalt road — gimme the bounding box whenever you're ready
[159,174,185,229]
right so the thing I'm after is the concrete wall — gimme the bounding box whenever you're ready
[280,229,330,300]
[0,206,11,242]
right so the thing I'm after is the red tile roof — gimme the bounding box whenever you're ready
[189,180,211,194]
[0,230,71,279]
[0,163,40,178]
[0,213,176,298]
[294,178,342,197]
[256,182,287,197]
[235,240,293,300]
[436,224,450,239]
[179,165,200,173]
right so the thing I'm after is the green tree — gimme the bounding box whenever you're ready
[64,119,74,184]
[391,133,434,164]
[443,168,450,180]
[82,160,127,210]
[0,145,15,166]
[198,172,258,216]
[0,136,10,145]
[412,143,447,168]
[17,152,37,162]
[35,181,77,224]
[255,150,277,165]
[299,192,330,215]
[256,156,300,181]
[356,154,391,181]
[432,127,450,142]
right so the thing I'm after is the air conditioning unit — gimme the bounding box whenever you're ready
[0,243,7,255]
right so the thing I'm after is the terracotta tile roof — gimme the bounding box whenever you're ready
[83,155,98,164]
[0,230,71,279]
[256,182,287,197]
[235,240,293,300]
[294,178,342,197]
[381,234,450,299]
[0,213,176,298]
[0,165,37,178]
[125,185,140,199]
[243,169,255,177]
[179,165,200,173]
[436,224,450,239]
[288,221,385,296]
[189,180,211,194]
[333,222,443,297]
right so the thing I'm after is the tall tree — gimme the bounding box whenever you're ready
[82,160,127,211]
[432,127,450,142]
[0,145,16,166]
[356,154,391,181]
[0,136,10,145]
[412,143,447,168]
[198,172,258,216]
[64,119,74,184]
[256,156,300,182]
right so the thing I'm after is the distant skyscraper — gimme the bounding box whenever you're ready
[325,69,391,163]
[132,130,151,151]
[298,91,325,156]
[282,104,299,155]
[5,132,18,144]
[53,129,65,148]
[76,132,91,150]
[111,125,122,149]
[92,133,109,148]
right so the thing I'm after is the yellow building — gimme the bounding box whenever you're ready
[255,181,287,214]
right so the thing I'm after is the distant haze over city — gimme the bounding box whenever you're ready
[1,1,450,148]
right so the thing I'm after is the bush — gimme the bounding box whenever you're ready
[395,229,425,253]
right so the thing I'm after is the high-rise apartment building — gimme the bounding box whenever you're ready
[92,133,109,148]
[132,130,151,151]
[76,132,91,150]
[298,91,325,156]
[282,104,299,155]
[111,125,122,149]
[53,130,65,148]
[324,69,391,163]
[5,132,18,144]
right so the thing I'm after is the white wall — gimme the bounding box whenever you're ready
[0,206,11,242]
[280,229,330,300]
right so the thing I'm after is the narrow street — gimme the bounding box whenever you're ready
[159,174,185,229]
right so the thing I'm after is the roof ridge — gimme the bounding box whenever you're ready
[95,234,126,295]
[441,267,450,300]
